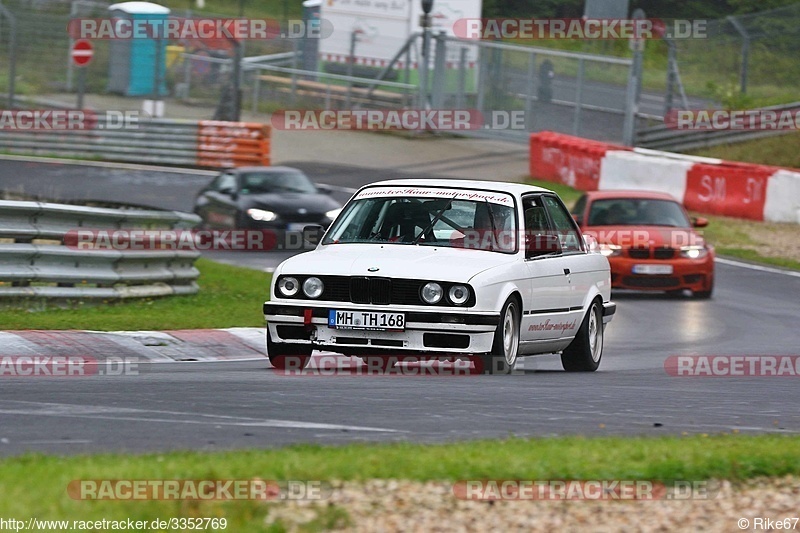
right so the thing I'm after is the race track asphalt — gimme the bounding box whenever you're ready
[0,159,797,456]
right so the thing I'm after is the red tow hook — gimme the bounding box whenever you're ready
[303,308,313,330]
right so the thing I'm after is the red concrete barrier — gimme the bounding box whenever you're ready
[684,162,773,221]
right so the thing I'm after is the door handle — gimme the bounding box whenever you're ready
[564,268,571,275]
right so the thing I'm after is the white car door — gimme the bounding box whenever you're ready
[541,194,597,330]
[520,194,575,342]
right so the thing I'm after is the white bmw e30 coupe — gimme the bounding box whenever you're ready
[263,179,616,374]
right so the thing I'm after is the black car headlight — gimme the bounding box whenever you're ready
[448,285,470,306]
[277,276,299,297]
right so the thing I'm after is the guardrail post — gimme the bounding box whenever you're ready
[572,58,585,136]
[525,52,537,132]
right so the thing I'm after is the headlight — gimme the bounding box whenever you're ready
[680,245,708,259]
[247,208,277,222]
[325,208,342,220]
[277,276,299,297]
[599,243,622,257]
[420,282,443,304]
[302,276,324,299]
[448,285,470,305]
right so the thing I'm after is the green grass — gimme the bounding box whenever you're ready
[0,435,798,531]
[688,131,800,169]
[0,259,270,330]
[528,179,582,205]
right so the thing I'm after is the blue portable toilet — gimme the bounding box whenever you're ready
[107,1,170,96]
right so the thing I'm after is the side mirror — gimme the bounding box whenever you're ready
[692,216,708,228]
[526,232,561,258]
[303,224,325,247]
[220,187,238,200]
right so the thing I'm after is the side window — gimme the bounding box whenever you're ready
[522,195,550,234]
[215,173,237,192]
[542,195,584,253]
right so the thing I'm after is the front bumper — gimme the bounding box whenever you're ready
[609,256,714,292]
[264,302,500,354]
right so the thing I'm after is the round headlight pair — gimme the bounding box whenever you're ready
[277,276,324,299]
[420,282,469,306]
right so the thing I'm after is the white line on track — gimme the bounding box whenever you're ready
[0,153,217,175]
[716,257,800,278]
[0,400,404,433]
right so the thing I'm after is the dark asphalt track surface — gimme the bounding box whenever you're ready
[1,158,798,456]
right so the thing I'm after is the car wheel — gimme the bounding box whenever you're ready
[561,299,603,372]
[480,297,520,375]
[266,328,312,370]
[693,277,714,299]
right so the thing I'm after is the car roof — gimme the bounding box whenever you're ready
[582,190,678,201]
[363,179,554,196]
[230,166,305,174]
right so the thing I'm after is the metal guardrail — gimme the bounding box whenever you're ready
[0,116,271,169]
[635,102,800,151]
[0,200,201,300]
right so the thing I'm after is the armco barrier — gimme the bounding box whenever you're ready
[0,200,201,300]
[529,132,800,223]
[0,116,271,169]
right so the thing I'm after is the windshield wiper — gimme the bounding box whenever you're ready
[411,195,457,245]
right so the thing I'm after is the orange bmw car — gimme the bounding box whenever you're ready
[571,191,715,298]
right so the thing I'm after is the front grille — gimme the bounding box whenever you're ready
[654,247,676,260]
[622,276,680,288]
[278,275,475,307]
[350,277,371,304]
[628,248,650,259]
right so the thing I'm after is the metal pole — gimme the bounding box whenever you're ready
[67,2,77,92]
[456,47,467,109]
[233,40,242,121]
[252,67,261,114]
[664,39,676,116]
[346,30,357,109]
[525,52,536,131]
[419,15,431,109]
[8,10,16,109]
[726,15,750,95]
[431,32,446,109]
[290,38,299,105]
[77,67,86,109]
[572,58,584,136]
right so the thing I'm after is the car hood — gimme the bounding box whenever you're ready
[277,244,517,282]
[242,193,340,215]
[582,226,705,248]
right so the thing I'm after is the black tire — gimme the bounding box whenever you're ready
[561,299,603,372]
[479,297,521,375]
[266,328,312,370]
[693,277,714,299]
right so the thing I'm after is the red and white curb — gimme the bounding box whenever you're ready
[0,328,266,363]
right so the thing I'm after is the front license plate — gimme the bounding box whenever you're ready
[328,310,406,331]
[632,264,674,275]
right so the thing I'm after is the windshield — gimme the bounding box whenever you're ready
[322,189,517,253]
[587,198,690,227]
[239,171,318,194]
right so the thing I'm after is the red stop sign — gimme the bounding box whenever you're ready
[71,39,94,67]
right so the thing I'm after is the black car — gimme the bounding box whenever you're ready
[194,166,342,230]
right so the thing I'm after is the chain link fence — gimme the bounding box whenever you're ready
[670,3,800,107]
